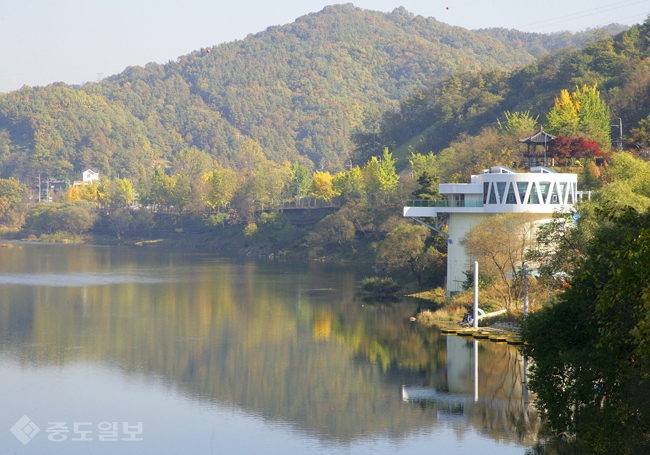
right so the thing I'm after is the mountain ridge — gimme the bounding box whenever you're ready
[0,4,628,180]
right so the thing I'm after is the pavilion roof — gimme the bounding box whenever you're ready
[518,128,556,145]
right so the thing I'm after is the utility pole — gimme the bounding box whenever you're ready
[611,117,623,150]
[297,181,301,207]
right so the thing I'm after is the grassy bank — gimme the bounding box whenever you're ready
[408,277,560,328]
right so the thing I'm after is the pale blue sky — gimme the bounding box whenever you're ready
[1,0,648,93]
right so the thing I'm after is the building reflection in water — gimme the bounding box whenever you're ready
[402,334,538,445]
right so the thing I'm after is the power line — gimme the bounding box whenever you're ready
[516,0,649,32]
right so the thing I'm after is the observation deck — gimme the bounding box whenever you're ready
[403,166,584,297]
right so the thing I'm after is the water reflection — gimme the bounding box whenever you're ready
[0,243,535,453]
[402,336,538,446]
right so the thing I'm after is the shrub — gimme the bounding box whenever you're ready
[361,276,400,295]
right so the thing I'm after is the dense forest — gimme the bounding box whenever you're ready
[353,19,650,167]
[0,4,627,182]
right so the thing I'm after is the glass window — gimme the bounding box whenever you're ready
[483,183,489,204]
[550,183,560,204]
[571,182,577,203]
[505,183,516,204]
[529,183,540,204]
[517,182,528,204]
[539,182,550,204]
[496,182,506,204]
[558,182,566,204]
[488,183,497,204]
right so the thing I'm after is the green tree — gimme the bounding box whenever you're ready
[254,211,294,247]
[411,171,438,200]
[625,117,650,150]
[172,147,213,181]
[409,152,437,180]
[497,110,538,137]
[435,128,515,182]
[147,169,176,211]
[112,178,135,208]
[52,201,99,235]
[109,208,134,239]
[291,162,311,205]
[522,207,650,454]
[526,205,598,285]
[204,168,238,210]
[378,148,398,196]
[171,173,192,212]
[132,209,155,236]
[376,224,440,284]
[362,157,382,203]
[25,203,59,234]
[332,166,366,204]
[597,152,650,213]
[305,212,355,255]
[0,177,27,225]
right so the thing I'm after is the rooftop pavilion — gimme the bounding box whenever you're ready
[404,166,586,297]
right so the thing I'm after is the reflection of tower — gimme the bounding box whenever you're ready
[473,339,478,402]
[446,335,473,394]
[402,335,540,443]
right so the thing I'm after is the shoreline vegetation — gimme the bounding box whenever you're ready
[3,218,545,329]
[3,214,516,312]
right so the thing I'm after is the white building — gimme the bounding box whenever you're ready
[82,168,99,183]
[73,168,100,186]
[403,166,582,297]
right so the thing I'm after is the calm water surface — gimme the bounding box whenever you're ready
[0,242,537,454]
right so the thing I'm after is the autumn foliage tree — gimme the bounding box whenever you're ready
[460,212,538,309]
[547,135,605,165]
[311,171,334,203]
[545,84,611,151]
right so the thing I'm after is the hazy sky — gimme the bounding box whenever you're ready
[1,0,648,93]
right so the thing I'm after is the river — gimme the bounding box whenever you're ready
[0,242,537,454]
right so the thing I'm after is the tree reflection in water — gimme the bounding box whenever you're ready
[0,242,537,450]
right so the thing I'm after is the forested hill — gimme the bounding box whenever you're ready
[0,4,626,180]
[351,16,650,168]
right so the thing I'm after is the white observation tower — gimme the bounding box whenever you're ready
[404,165,582,297]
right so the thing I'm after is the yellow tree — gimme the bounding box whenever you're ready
[546,88,581,137]
[546,84,611,150]
[362,157,382,203]
[67,182,99,204]
[204,169,238,210]
[113,178,135,207]
[96,180,112,207]
[311,170,334,203]
[66,185,82,202]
